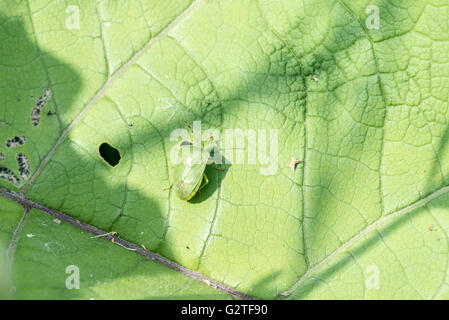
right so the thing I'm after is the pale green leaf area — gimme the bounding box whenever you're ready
[0,198,24,298]
[0,198,230,300]
[10,207,230,299]
[0,0,448,299]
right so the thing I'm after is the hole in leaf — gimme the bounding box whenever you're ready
[99,143,121,167]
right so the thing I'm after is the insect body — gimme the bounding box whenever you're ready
[173,137,216,200]
[172,121,217,201]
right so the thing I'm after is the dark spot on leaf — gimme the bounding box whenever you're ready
[6,136,26,148]
[0,165,21,187]
[31,88,52,126]
[16,153,30,180]
[99,143,121,167]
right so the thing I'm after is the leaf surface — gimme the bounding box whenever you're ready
[1,0,448,299]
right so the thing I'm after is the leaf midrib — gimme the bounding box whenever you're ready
[0,187,255,299]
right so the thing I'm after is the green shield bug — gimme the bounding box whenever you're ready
[172,121,218,201]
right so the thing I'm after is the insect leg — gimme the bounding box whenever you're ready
[198,173,209,191]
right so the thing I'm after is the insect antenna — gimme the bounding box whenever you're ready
[184,120,193,134]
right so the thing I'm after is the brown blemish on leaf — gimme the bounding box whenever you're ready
[0,165,21,187]
[31,88,52,126]
[6,136,26,148]
[16,152,30,180]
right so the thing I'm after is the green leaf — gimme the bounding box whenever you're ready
[1,0,448,299]
[10,205,231,299]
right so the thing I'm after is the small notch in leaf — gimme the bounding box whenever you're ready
[99,142,121,167]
